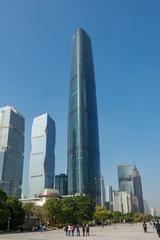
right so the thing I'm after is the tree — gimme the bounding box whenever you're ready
[94,206,110,224]
[6,197,25,230]
[61,195,95,224]
[44,198,63,226]
[111,211,122,223]
[0,189,10,229]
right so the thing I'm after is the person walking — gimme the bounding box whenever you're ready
[143,221,147,233]
[86,224,90,236]
[82,224,85,236]
[156,221,160,237]
[76,225,80,236]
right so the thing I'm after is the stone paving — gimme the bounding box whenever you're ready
[0,224,158,240]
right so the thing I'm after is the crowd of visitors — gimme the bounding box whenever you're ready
[64,224,90,237]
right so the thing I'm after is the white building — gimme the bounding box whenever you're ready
[29,113,55,198]
[113,191,132,214]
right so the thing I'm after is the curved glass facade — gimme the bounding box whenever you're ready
[67,28,101,204]
[29,113,55,198]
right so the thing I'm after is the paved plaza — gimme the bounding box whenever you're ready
[0,224,158,240]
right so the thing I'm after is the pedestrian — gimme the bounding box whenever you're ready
[143,221,147,233]
[71,224,75,236]
[68,224,71,236]
[76,225,80,236]
[64,225,68,236]
[156,221,160,237]
[86,224,90,236]
[82,224,85,236]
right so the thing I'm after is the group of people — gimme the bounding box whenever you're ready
[64,224,90,237]
[143,220,160,237]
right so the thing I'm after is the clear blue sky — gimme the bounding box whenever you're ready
[0,0,160,209]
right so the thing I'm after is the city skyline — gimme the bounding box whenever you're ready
[0,1,160,208]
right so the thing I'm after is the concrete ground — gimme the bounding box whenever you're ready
[0,224,158,240]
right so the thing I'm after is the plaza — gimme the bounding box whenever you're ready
[0,224,158,240]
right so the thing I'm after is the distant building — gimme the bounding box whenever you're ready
[112,190,132,214]
[67,28,101,204]
[143,199,149,214]
[118,164,134,194]
[100,175,106,206]
[150,207,156,217]
[132,165,144,213]
[105,185,113,211]
[55,173,68,196]
[29,113,55,198]
[0,106,24,198]
[20,188,59,206]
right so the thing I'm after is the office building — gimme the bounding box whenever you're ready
[118,164,134,194]
[100,175,106,206]
[0,106,24,198]
[112,190,132,214]
[29,113,55,198]
[132,165,144,213]
[55,173,68,196]
[67,28,101,203]
[106,185,113,211]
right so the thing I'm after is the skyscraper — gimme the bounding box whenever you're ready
[29,113,55,198]
[132,165,144,213]
[118,164,134,194]
[55,173,68,196]
[100,175,106,206]
[0,106,24,198]
[67,28,101,204]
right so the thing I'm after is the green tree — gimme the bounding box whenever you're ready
[0,189,10,229]
[94,206,109,224]
[44,198,63,226]
[6,197,25,230]
[111,211,122,223]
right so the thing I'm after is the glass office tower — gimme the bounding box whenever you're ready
[29,113,55,198]
[67,28,101,204]
[55,173,68,196]
[118,165,134,194]
[133,165,144,213]
[0,106,24,198]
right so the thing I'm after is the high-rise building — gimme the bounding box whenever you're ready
[67,28,101,204]
[112,190,132,214]
[29,113,55,198]
[143,199,149,214]
[0,106,24,198]
[118,165,134,194]
[132,165,144,213]
[106,185,113,211]
[100,175,106,206]
[55,173,68,196]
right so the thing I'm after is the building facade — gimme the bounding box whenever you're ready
[112,190,132,214]
[55,173,68,196]
[29,113,55,198]
[132,165,144,213]
[67,28,101,204]
[0,106,24,198]
[118,165,134,194]
[106,185,113,211]
[100,175,106,206]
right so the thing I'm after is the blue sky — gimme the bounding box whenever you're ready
[0,0,160,209]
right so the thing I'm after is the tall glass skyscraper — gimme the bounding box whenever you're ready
[0,106,24,198]
[118,164,134,194]
[133,165,144,213]
[67,28,101,204]
[29,113,55,198]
